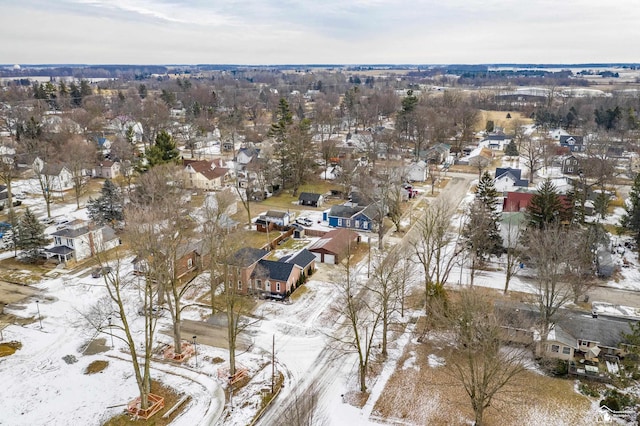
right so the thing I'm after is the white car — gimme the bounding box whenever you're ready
[295,217,313,227]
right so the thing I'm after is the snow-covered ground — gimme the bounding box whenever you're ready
[0,259,225,426]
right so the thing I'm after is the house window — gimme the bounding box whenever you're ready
[55,237,61,246]
[187,258,193,269]
[276,282,281,292]
[551,344,560,353]
[237,280,242,290]
[562,347,571,355]
[337,218,342,226]
[256,279,262,289]
[355,220,360,228]
[67,239,74,247]
[346,220,351,227]
[265,280,271,290]
[567,167,573,173]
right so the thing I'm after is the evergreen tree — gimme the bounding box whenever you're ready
[268,98,294,189]
[504,140,519,157]
[622,173,640,247]
[145,130,179,168]
[87,179,124,226]
[17,208,46,262]
[526,179,563,228]
[476,171,500,213]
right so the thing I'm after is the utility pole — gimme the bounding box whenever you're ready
[271,334,275,394]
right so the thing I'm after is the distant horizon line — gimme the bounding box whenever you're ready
[2,62,640,68]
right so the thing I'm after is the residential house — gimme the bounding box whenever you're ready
[182,159,229,190]
[549,128,570,141]
[540,312,637,363]
[406,160,428,182]
[298,192,324,208]
[228,247,315,299]
[479,132,512,151]
[236,147,260,169]
[494,167,529,193]
[559,135,585,153]
[562,155,580,175]
[282,248,316,277]
[308,228,360,264]
[46,219,119,262]
[93,160,121,179]
[132,239,208,285]
[502,191,534,212]
[255,210,291,232]
[424,143,451,164]
[323,204,378,231]
[34,161,74,192]
[460,146,493,166]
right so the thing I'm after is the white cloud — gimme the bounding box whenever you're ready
[0,0,639,64]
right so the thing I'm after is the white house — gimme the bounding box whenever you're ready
[46,219,120,262]
[33,159,74,192]
[405,160,428,182]
[93,160,121,179]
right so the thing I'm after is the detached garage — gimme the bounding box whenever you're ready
[308,228,360,264]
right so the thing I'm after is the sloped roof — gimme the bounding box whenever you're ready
[252,259,296,282]
[298,192,322,202]
[328,204,363,219]
[233,247,269,267]
[41,163,68,176]
[282,249,316,269]
[185,160,228,181]
[560,135,584,145]
[265,210,289,218]
[308,228,358,255]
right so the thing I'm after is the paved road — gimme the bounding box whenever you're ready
[255,172,476,426]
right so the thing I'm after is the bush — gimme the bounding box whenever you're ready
[600,389,637,412]
[578,382,600,398]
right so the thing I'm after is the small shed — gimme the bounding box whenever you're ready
[298,192,324,208]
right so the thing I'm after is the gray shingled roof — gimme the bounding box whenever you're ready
[252,259,295,282]
[284,249,315,269]
[299,192,322,202]
[233,247,269,267]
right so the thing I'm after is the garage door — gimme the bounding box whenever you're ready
[324,254,335,264]
[312,252,322,263]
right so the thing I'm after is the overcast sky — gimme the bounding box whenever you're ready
[1,0,638,65]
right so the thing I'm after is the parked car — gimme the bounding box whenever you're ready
[295,217,313,227]
[91,266,112,278]
[41,217,55,225]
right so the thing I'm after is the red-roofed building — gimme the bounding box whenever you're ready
[182,159,229,190]
[502,192,534,212]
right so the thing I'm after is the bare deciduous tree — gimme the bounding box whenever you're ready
[409,199,461,312]
[434,289,527,426]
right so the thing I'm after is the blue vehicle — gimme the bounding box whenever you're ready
[0,222,11,238]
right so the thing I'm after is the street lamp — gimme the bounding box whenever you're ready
[35,300,42,329]
[192,335,198,368]
[108,317,114,349]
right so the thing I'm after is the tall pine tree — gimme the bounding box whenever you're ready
[145,130,179,169]
[622,173,640,247]
[17,208,46,262]
[268,98,294,190]
[526,179,563,228]
[87,179,124,226]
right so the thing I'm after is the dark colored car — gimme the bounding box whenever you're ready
[91,266,112,278]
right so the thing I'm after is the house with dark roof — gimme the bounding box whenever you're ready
[228,248,315,299]
[423,143,451,164]
[494,167,529,193]
[559,135,585,152]
[561,154,580,175]
[281,248,316,276]
[298,192,324,208]
[255,210,291,232]
[46,219,120,262]
[323,204,378,231]
[182,159,229,190]
[308,228,360,264]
